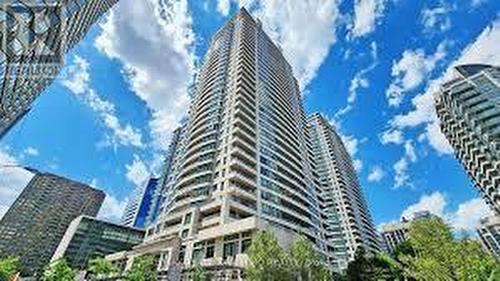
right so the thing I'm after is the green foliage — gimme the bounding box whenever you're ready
[290,235,331,281]
[0,257,20,281]
[126,255,157,281]
[343,248,394,281]
[41,259,75,281]
[246,231,332,281]
[392,240,415,259]
[87,257,117,279]
[341,217,500,281]
[191,262,207,281]
[404,217,499,281]
[246,231,292,281]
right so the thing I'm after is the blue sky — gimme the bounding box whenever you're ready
[1,0,499,232]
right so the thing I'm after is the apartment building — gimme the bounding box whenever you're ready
[477,215,500,258]
[122,177,159,229]
[146,125,187,227]
[0,169,104,277]
[308,113,380,269]
[435,64,500,213]
[381,211,432,253]
[106,8,379,278]
[0,0,119,137]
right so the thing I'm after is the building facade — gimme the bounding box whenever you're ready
[435,64,500,213]
[0,0,119,138]
[0,170,104,277]
[146,125,187,227]
[308,113,380,268]
[51,216,145,270]
[477,215,500,258]
[381,211,431,253]
[106,8,380,278]
[381,222,410,253]
[122,177,159,229]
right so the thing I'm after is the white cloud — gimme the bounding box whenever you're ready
[404,140,417,163]
[396,192,492,233]
[62,56,143,149]
[125,155,150,187]
[390,88,437,128]
[387,16,500,155]
[393,157,409,188]
[350,0,386,38]
[98,194,128,223]
[336,42,378,117]
[380,129,404,145]
[422,121,454,155]
[451,198,492,231]
[367,166,384,182]
[471,0,488,7]
[386,41,448,107]
[217,1,341,88]
[0,148,35,219]
[392,140,418,188]
[401,191,447,220]
[217,0,231,16]
[421,2,453,34]
[23,146,39,157]
[353,159,363,172]
[253,0,340,89]
[95,0,195,150]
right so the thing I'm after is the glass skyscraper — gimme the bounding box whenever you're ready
[122,177,159,229]
[435,64,500,213]
[0,0,119,138]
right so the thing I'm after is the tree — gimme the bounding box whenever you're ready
[246,231,292,281]
[126,255,157,281]
[344,248,373,281]
[41,259,75,281]
[392,240,416,259]
[87,257,118,279]
[343,248,408,281]
[289,235,330,281]
[0,257,20,281]
[453,236,498,281]
[403,217,500,281]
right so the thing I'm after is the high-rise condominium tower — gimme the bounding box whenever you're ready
[308,114,380,267]
[122,177,158,229]
[105,9,379,278]
[477,215,500,258]
[435,64,500,213]
[0,0,119,138]
[146,124,187,227]
[0,169,104,277]
[107,8,328,278]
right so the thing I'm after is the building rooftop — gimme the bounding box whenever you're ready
[454,64,493,78]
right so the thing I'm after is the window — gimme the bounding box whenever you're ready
[184,213,192,225]
[181,229,189,238]
[178,246,185,263]
[241,239,251,253]
[191,248,203,265]
[205,245,215,258]
[223,242,236,259]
